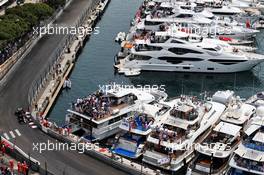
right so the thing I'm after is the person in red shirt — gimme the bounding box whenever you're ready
[9,159,14,172]
[17,161,21,175]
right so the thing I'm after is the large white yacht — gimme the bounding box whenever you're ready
[135,12,212,32]
[115,37,264,76]
[205,5,243,16]
[64,85,167,141]
[127,24,256,51]
[112,102,169,159]
[187,91,256,175]
[135,17,259,39]
[142,93,226,172]
[227,94,264,175]
[228,106,264,175]
[133,1,258,39]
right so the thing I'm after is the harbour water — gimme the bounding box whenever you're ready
[49,0,264,124]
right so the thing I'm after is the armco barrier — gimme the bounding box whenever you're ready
[42,127,146,175]
[85,150,145,175]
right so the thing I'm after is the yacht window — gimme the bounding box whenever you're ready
[209,59,247,63]
[134,55,152,60]
[203,48,217,51]
[209,59,247,65]
[168,48,203,55]
[145,21,164,26]
[181,6,191,10]
[171,40,184,44]
[158,57,182,64]
[147,45,163,50]
[183,67,190,69]
[207,68,214,70]
[177,14,193,18]
[108,113,128,125]
[135,45,163,51]
[158,57,203,62]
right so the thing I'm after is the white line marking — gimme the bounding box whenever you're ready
[15,129,21,136]
[9,131,15,138]
[3,133,10,140]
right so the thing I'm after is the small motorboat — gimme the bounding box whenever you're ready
[124,68,141,76]
[63,78,72,89]
[115,32,126,43]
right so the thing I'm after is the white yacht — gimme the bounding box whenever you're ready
[187,91,256,175]
[142,93,226,172]
[193,0,243,15]
[115,37,264,76]
[246,91,264,107]
[127,24,256,51]
[228,106,264,175]
[112,102,169,159]
[134,16,259,39]
[64,85,167,141]
[206,5,242,16]
[133,1,258,39]
[187,121,242,175]
[136,11,212,32]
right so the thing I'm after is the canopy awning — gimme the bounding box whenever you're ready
[213,122,242,136]
[235,145,264,162]
[164,117,189,130]
[245,124,261,136]
[253,132,264,143]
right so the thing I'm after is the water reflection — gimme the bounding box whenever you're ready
[129,70,263,98]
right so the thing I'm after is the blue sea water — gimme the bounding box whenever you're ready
[49,0,264,124]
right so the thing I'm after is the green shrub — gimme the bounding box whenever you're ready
[0,3,55,51]
[6,3,54,26]
[0,14,30,40]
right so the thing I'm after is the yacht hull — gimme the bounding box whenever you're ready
[119,59,263,74]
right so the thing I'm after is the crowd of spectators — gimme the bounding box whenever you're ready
[151,126,178,143]
[0,166,12,175]
[127,113,154,131]
[0,35,29,65]
[73,92,111,120]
